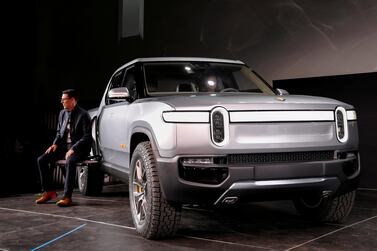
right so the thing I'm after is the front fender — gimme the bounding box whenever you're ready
[129,102,177,158]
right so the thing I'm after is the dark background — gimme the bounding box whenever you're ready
[2,0,376,195]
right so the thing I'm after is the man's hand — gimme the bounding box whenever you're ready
[65,149,75,160]
[45,144,58,154]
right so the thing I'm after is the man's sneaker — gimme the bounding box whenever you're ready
[56,197,73,207]
[35,191,57,204]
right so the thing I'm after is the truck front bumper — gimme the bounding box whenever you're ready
[156,152,360,205]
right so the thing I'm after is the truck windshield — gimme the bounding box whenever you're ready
[143,62,276,95]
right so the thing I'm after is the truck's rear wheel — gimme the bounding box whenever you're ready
[129,141,181,239]
[78,164,104,196]
[79,117,104,195]
[293,190,356,223]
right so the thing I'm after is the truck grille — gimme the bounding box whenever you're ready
[228,151,335,165]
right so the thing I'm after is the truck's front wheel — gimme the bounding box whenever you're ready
[129,141,181,239]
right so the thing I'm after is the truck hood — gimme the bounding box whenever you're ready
[137,93,353,111]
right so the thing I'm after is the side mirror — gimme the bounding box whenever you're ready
[276,88,289,95]
[108,87,130,102]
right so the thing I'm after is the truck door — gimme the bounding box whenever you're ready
[98,67,133,170]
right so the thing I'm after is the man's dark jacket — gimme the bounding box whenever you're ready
[53,105,92,155]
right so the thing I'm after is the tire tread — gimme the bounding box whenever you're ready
[131,141,181,239]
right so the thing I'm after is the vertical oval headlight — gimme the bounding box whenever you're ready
[210,107,229,146]
[335,107,349,143]
[212,111,224,143]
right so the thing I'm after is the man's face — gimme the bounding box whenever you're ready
[61,93,75,110]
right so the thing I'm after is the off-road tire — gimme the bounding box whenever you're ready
[78,164,104,196]
[129,141,181,239]
[294,190,356,223]
[77,117,104,195]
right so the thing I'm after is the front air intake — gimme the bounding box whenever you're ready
[228,151,335,165]
[210,107,229,146]
[335,107,349,143]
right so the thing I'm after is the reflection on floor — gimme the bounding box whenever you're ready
[0,185,376,251]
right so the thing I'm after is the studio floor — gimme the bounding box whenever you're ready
[0,185,376,251]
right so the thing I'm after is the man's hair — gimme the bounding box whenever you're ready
[62,89,77,99]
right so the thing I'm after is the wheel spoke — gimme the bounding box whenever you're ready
[133,189,143,197]
[135,192,146,221]
[133,180,143,188]
[140,198,147,220]
[133,184,144,218]
[78,168,86,190]
[136,160,143,181]
[133,159,148,222]
[136,198,143,220]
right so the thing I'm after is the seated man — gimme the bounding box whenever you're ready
[35,89,92,207]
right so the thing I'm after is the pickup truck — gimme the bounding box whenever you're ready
[83,57,360,239]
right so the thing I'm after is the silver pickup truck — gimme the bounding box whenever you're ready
[84,57,360,239]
